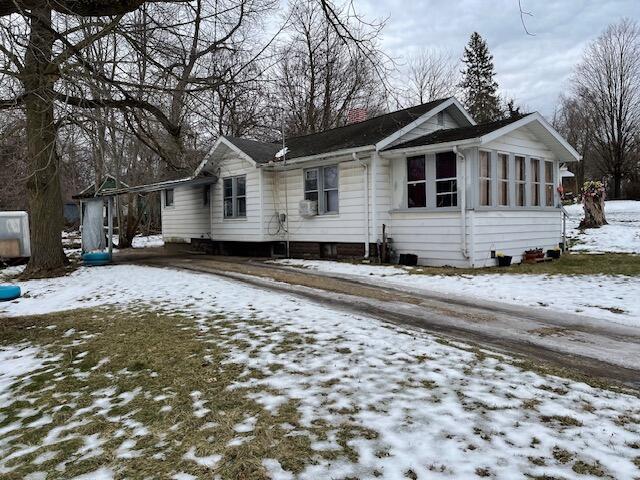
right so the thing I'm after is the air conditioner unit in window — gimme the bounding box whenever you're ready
[299,200,318,218]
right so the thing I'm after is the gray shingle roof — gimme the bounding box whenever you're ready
[224,98,451,163]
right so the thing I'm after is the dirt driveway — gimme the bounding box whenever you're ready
[115,248,640,389]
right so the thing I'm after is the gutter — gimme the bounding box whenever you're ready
[260,145,376,170]
[353,152,370,259]
[453,146,470,261]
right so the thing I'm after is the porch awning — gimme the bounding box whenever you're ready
[73,175,217,199]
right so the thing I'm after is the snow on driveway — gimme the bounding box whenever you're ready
[273,259,640,326]
[1,265,640,479]
[565,200,640,254]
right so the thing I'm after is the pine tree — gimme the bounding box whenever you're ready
[459,32,503,123]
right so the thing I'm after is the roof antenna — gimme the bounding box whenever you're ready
[278,105,290,258]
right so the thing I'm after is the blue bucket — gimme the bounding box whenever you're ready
[82,252,112,266]
[0,285,21,302]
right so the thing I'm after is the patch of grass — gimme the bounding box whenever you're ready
[404,253,640,276]
[0,306,368,479]
[572,460,606,476]
[552,446,574,464]
[541,415,583,427]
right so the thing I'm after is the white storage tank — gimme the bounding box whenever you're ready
[0,211,31,258]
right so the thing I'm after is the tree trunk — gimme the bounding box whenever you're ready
[23,7,66,276]
[579,194,608,229]
[612,173,622,199]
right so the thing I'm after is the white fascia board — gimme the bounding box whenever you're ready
[379,138,479,158]
[479,113,582,162]
[259,145,375,170]
[193,137,257,177]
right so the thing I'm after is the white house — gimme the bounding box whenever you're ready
[158,97,580,267]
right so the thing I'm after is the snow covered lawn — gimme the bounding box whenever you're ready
[565,200,640,254]
[273,259,640,326]
[0,265,639,479]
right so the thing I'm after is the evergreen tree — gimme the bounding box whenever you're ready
[459,32,503,123]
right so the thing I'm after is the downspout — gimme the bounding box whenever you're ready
[353,152,370,259]
[453,146,470,261]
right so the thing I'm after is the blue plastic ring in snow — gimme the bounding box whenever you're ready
[0,285,21,302]
[82,252,111,266]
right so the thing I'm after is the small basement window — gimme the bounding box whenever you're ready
[407,155,426,208]
[544,161,554,206]
[223,175,246,218]
[304,165,339,214]
[515,156,526,206]
[435,151,457,207]
[498,153,509,206]
[479,150,491,206]
[164,189,174,207]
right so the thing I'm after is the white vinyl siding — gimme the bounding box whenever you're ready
[211,154,262,241]
[161,185,211,243]
[472,210,562,267]
[263,158,369,243]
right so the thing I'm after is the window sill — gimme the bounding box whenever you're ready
[223,217,248,221]
[390,207,460,213]
[475,206,560,212]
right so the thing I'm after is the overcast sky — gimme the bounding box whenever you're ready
[357,0,638,117]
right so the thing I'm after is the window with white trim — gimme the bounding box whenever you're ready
[531,158,541,206]
[515,156,526,207]
[164,189,174,207]
[544,161,554,206]
[479,150,491,206]
[223,175,246,218]
[436,151,457,207]
[498,153,509,206]
[304,165,339,214]
[407,155,426,208]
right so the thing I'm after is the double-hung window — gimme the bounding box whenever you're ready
[531,158,541,206]
[304,165,339,214]
[479,151,491,206]
[164,189,174,207]
[544,161,554,207]
[515,156,526,207]
[223,175,246,218]
[407,156,427,208]
[498,153,509,206]
[435,151,457,207]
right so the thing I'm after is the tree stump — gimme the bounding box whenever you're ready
[579,182,607,229]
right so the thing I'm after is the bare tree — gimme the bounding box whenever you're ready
[404,48,458,105]
[572,18,640,198]
[273,0,387,136]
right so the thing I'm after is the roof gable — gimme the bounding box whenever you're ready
[385,113,581,163]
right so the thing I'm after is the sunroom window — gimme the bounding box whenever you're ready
[531,158,541,206]
[498,153,509,206]
[544,161,554,206]
[304,165,339,214]
[436,151,457,207]
[515,156,526,207]
[407,155,426,208]
[479,151,491,206]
